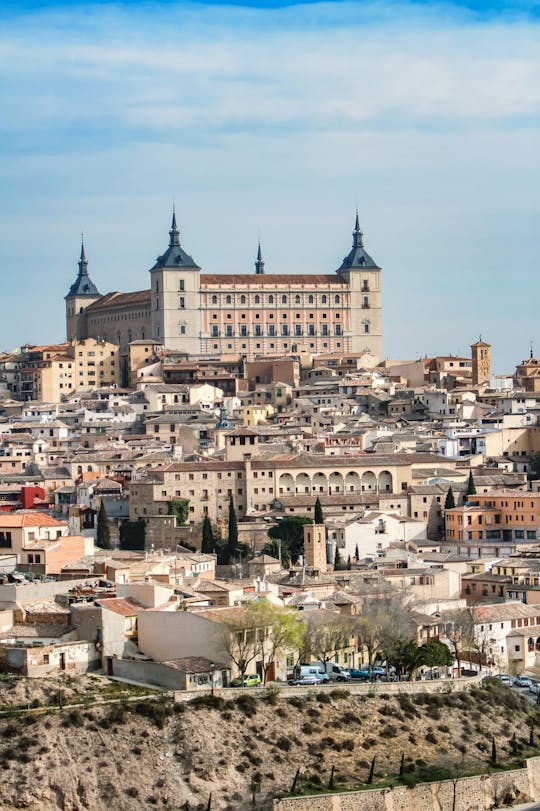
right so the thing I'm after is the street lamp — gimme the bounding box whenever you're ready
[210,662,215,697]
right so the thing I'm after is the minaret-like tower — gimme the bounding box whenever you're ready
[65,237,101,341]
[336,213,382,360]
[303,523,327,573]
[254,242,265,275]
[471,338,491,386]
[149,209,201,353]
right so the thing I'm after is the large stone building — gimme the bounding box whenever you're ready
[65,211,383,364]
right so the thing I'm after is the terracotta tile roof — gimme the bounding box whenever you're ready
[85,291,151,312]
[96,597,144,616]
[201,274,348,286]
[0,512,66,528]
[471,602,540,622]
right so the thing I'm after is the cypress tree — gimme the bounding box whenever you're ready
[96,500,111,549]
[465,471,477,501]
[223,495,238,563]
[334,546,343,570]
[201,516,214,554]
[491,735,497,765]
[444,486,456,510]
[346,555,352,571]
[314,497,324,525]
[354,543,359,561]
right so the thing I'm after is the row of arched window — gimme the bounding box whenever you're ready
[210,293,342,306]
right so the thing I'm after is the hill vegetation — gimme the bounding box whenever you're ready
[0,674,539,810]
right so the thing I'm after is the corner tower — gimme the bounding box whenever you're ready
[149,210,201,353]
[65,238,101,341]
[336,214,382,360]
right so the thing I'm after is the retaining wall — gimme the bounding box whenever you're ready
[273,756,540,811]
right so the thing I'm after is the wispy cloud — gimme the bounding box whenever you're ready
[0,1,539,368]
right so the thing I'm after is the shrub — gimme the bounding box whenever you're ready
[316,691,331,704]
[125,787,139,798]
[409,733,417,745]
[425,731,438,744]
[236,694,257,717]
[341,711,360,725]
[438,724,450,734]
[276,736,292,752]
[341,738,355,751]
[302,723,314,735]
[383,724,398,738]
[190,694,225,711]
[265,686,280,705]
[287,696,304,710]
[329,689,349,700]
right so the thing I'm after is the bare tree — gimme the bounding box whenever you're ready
[215,608,260,682]
[441,609,475,677]
[300,612,351,665]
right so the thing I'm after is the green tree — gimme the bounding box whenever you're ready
[464,471,476,502]
[346,555,352,571]
[262,538,290,568]
[201,516,214,554]
[529,452,540,479]
[314,497,324,525]
[218,496,240,564]
[267,516,312,565]
[354,543,359,561]
[96,500,111,549]
[301,614,350,666]
[334,546,344,570]
[119,518,146,551]
[444,487,456,510]
[420,640,453,670]
[168,498,190,526]
[247,601,305,685]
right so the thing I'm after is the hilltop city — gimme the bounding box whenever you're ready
[1,211,540,808]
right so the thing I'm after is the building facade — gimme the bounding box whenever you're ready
[65,211,383,362]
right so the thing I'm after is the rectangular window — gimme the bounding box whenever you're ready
[179,297,185,309]
[179,279,185,291]
[268,324,275,336]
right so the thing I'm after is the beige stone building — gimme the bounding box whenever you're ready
[65,211,383,366]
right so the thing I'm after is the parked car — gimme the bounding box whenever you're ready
[288,674,328,686]
[513,675,533,688]
[230,674,261,688]
[311,661,351,682]
[529,681,540,695]
[494,674,512,686]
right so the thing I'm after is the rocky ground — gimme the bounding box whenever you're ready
[0,674,539,810]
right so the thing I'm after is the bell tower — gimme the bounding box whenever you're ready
[471,338,491,386]
[303,523,327,573]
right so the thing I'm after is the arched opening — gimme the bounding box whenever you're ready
[329,471,344,494]
[295,472,311,494]
[378,471,393,493]
[344,471,360,492]
[362,471,377,492]
[312,472,327,493]
[278,473,294,495]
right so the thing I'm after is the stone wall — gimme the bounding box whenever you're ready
[273,757,540,811]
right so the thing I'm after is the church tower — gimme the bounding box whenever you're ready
[65,238,101,341]
[149,210,201,354]
[336,214,382,360]
[303,523,327,573]
[471,339,491,386]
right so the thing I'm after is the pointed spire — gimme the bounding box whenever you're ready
[169,206,180,248]
[255,240,265,274]
[352,210,364,248]
[78,234,88,275]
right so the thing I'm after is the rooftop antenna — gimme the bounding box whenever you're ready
[531,340,534,360]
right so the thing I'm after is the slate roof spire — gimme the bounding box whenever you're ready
[78,235,88,274]
[336,211,380,273]
[65,236,101,298]
[169,207,180,248]
[353,211,364,248]
[150,208,200,271]
[255,241,265,274]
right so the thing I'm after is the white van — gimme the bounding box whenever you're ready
[292,664,329,683]
[311,661,351,682]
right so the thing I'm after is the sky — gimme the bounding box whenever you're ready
[0,0,539,374]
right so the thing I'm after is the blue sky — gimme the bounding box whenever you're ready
[0,0,539,373]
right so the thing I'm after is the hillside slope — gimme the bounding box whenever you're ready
[0,674,539,810]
